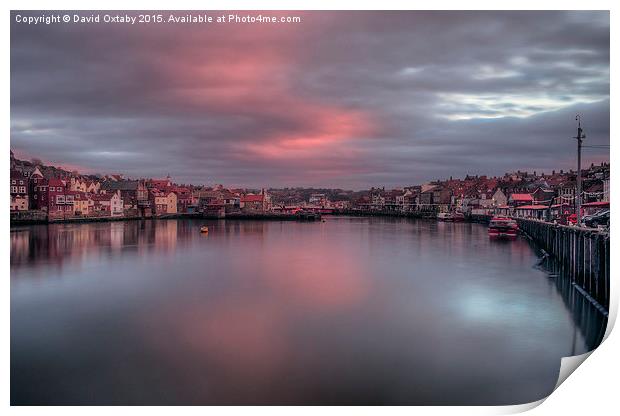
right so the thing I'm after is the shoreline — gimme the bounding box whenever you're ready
[10,211,327,226]
[10,210,493,226]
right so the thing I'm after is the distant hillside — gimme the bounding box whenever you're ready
[11,151,104,181]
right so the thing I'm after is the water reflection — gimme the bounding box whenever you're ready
[11,218,607,405]
[10,220,269,273]
[538,253,607,351]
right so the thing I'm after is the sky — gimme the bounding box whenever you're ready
[10,11,610,189]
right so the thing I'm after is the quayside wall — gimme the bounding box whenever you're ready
[516,218,610,312]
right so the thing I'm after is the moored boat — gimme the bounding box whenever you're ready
[438,212,465,222]
[200,225,209,234]
[488,217,518,239]
[296,211,321,221]
[451,211,465,222]
[437,212,451,221]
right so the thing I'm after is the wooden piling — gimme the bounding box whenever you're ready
[515,218,609,311]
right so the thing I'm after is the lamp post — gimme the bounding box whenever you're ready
[574,115,585,227]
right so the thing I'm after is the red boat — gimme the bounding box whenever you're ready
[488,217,519,239]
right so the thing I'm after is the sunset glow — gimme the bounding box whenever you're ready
[10,11,609,188]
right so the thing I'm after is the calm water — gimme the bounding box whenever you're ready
[10,217,606,405]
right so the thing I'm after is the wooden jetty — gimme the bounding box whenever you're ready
[516,218,610,312]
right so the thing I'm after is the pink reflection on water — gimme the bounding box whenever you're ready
[258,243,371,311]
[136,222,373,401]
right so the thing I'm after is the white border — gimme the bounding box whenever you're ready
[3,1,616,414]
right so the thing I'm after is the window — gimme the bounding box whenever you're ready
[11,186,17,193]
[19,180,24,185]
[11,180,16,185]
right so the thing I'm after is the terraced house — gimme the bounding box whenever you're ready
[91,191,124,217]
[10,169,29,211]
[149,189,177,215]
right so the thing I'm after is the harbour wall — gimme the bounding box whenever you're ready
[516,218,610,313]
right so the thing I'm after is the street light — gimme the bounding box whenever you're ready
[574,115,586,227]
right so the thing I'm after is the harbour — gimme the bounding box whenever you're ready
[10,217,607,405]
[9,9,611,408]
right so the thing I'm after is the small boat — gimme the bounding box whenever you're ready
[296,211,321,221]
[451,211,465,222]
[438,212,465,222]
[437,212,451,221]
[488,217,518,239]
[200,226,209,234]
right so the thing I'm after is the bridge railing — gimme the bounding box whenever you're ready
[516,218,610,311]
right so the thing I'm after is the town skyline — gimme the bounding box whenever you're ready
[11,11,609,189]
[10,146,609,223]
[10,149,610,192]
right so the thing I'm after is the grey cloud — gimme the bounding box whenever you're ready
[10,11,609,189]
